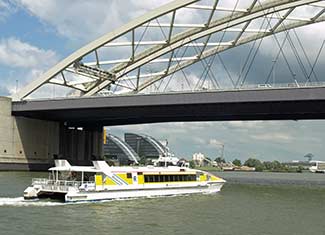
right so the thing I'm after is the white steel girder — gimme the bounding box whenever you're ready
[13,0,325,100]
[13,0,197,101]
[137,15,325,91]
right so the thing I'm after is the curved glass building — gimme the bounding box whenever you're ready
[103,134,140,165]
[124,133,168,159]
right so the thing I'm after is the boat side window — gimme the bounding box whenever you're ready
[144,174,197,183]
[154,175,159,182]
[176,175,180,182]
[149,175,154,182]
[166,175,170,182]
[173,175,176,181]
[170,175,174,182]
[182,175,186,181]
[84,172,94,182]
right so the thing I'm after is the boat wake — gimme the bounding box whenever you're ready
[0,193,194,207]
[0,197,65,207]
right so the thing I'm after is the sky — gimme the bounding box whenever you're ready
[0,0,325,162]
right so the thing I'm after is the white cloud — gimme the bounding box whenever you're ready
[226,121,264,129]
[1,0,324,161]
[0,0,14,21]
[0,1,9,10]
[105,119,325,162]
[0,37,58,69]
[250,132,293,143]
[208,138,224,147]
[0,85,9,96]
[0,37,60,96]
[12,0,173,42]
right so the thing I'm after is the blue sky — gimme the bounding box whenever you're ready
[1,0,325,162]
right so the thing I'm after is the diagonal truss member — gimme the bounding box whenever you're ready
[13,0,325,101]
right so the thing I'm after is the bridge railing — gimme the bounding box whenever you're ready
[98,81,325,97]
[20,81,325,101]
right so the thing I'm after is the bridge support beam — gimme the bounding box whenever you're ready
[0,97,103,170]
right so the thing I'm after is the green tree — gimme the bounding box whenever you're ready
[263,160,285,172]
[215,157,225,163]
[263,161,273,170]
[244,158,264,171]
[255,165,264,172]
[296,165,304,173]
[244,158,262,167]
[304,153,314,162]
[189,160,196,169]
[139,156,153,166]
[232,159,242,166]
[139,156,147,165]
[271,160,282,171]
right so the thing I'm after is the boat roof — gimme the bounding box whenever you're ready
[48,165,199,173]
[310,160,325,163]
[49,160,200,174]
[48,166,100,172]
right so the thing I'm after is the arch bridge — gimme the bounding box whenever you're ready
[2,0,325,169]
[12,0,325,101]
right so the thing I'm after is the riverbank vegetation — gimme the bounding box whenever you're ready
[243,158,305,173]
[192,157,307,173]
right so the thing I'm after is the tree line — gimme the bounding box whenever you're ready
[230,157,304,172]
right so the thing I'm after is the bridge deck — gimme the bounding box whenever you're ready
[12,87,325,126]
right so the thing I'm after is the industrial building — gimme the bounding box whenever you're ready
[125,133,168,160]
[103,134,140,165]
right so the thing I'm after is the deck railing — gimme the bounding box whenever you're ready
[32,178,95,192]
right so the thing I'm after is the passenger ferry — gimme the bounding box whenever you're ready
[24,160,226,202]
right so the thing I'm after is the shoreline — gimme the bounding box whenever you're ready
[213,171,325,187]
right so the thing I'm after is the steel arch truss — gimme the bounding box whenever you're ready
[14,0,325,100]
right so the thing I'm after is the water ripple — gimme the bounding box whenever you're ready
[0,197,65,207]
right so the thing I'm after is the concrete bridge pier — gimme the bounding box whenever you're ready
[0,97,103,170]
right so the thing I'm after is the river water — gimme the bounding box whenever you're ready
[0,171,325,235]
